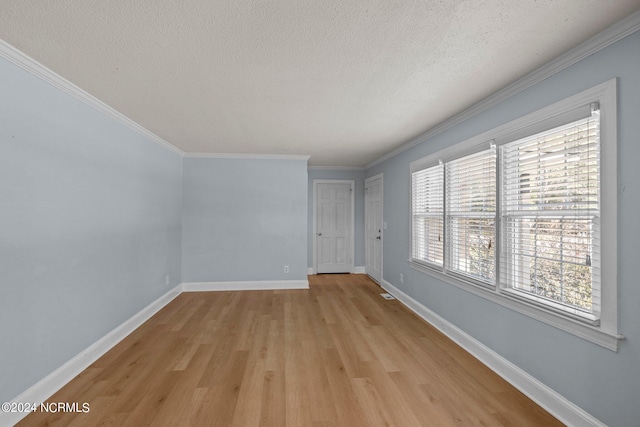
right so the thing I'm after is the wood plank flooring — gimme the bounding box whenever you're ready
[18,274,562,426]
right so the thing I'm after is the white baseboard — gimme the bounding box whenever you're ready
[380,279,605,427]
[3,278,313,426]
[1,284,182,427]
[307,267,365,275]
[181,280,309,292]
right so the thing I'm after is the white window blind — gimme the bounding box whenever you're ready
[446,148,497,285]
[411,164,444,267]
[501,106,600,318]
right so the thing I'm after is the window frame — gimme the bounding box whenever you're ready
[408,79,622,351]
[499,111,601,322]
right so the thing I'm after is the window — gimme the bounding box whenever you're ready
[446,148,496,286]
[409,80,620,350]
[411,164,443,267]
[501,109,600,320]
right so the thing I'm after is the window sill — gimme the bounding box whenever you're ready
[408,260,624,351]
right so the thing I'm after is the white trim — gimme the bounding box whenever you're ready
[380,279,606,427]
[408,261,622,351]
[307,267,315,275]
[408,80,616,170]
[366,10,640,169]
[597,78,618,338]
[184,153,310,161]
[312,179,356,274]
[0,284,182,427]
[181,280,309,292]
[0,40,183,156]
[308,165,365,171]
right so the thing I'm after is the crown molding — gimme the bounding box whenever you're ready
[308,165,365,171]
[0,39,184,156]
[366,10,640,169]
[3,8,639,166]
[184,152,310,161]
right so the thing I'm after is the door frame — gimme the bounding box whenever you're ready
[312,179,355,275]
[365,173,383,283]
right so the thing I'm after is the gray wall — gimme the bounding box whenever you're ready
[366,31,640,426]
[307,169,365,269]
[182,157,308,282]
[0,57,183,402]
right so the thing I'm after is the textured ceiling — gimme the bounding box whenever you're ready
[1,1,639,166]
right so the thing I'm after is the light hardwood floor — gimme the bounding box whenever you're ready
[19,274,562,426]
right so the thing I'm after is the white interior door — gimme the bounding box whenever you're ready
[365,175,383,283]
[315,181,353,273]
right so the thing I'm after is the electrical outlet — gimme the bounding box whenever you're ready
[165,275,170,286]
[284,265,289,274]
[400,273,403,283]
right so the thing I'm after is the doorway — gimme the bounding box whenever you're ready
[365,174,383,283]
[313,180,355,274]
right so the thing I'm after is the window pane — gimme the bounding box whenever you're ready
[503,115,599,213]
[412,164,443,266]
[413,216,443,265]
[448,217,495,282]
[446,149,496,284]
[504,217,596,311]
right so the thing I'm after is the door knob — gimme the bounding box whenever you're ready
[376,236,381,240]
[317,233,322,236]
